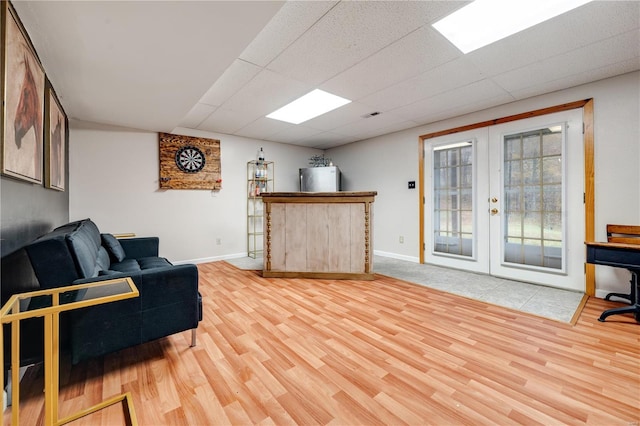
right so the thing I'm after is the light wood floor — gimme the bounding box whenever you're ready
[5,261,640,425]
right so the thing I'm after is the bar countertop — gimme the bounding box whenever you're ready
[261,191,377,198]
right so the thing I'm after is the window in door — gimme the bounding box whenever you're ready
[502,126,564,270]
[433,141,474,257]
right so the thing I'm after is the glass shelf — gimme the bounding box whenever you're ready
[247,160,274,258]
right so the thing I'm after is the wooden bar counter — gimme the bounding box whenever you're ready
[261,191,377,280]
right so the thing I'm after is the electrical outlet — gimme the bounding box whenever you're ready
[216,238,222,245]
[408,181,416,189]
[399,236,404,244]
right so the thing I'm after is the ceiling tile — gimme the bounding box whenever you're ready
[240,1,338,67]
[267,125,328,145]
[493,29,640,93]
[234,117,294,140]
[412,92,516,126]
[330,111,410,137]
[267,1,458,86]
[510,58,640,101]
[302,102,377,131]
[199,60,262,107]
[348,120,421,142]
[358,57,485,112]
[320,26,462,100]
[221,69,312,119]
[391,79,513,122]
[297,131,357,149]
[177,103,217,129]
[197,107,253,134]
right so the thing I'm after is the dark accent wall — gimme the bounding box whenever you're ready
[0,159,69,368]
[0,144,69,302]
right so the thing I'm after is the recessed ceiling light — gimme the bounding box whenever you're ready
[266,89,351,124]
[433,0,592,54]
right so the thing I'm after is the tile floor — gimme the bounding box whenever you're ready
[224,255,586,323]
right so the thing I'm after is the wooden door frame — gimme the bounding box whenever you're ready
[418,99,595,295]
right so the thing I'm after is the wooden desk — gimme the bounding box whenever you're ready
[585,241,640,322]
[262,191,376,280]
[1,278,140,425]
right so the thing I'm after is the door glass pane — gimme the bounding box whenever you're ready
[460,188,472,210]
[505,188,521,211]
[433,141,473,257]
[503,126,563,269]
[504,160,522,185]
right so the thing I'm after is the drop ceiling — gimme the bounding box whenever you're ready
[12,1,640,150]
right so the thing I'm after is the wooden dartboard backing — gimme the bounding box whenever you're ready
[159,133,221,190]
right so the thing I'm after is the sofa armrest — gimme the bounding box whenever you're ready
[135,264,200,342]
[69,263,199,364]
[107,264,199,308]
[118,237,159,258]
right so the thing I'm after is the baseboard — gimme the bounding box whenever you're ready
[595,288,632,301]
[172,252,249,265]
[374,250,420,263]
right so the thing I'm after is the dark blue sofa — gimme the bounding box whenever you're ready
[23,218,202,364]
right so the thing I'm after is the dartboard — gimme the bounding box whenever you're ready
[175,146,205,173]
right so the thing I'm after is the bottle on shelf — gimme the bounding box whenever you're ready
[255,147,267,179]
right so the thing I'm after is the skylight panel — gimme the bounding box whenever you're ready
[266,89,351,124]
[432,0,593,54]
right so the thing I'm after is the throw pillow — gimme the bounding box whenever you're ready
[101,233,126,262]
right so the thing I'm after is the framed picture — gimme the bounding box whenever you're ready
[1,1,46,184]
[44,81,66,191]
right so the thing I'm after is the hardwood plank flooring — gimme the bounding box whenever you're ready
[4,261,639,425]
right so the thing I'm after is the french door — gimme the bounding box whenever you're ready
[424,109,585,291]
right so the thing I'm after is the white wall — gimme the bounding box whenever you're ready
[69,121,321,263]
[328,71,640,296]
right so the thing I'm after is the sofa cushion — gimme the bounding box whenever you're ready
[96,246,111,272]
[138,257,173,269]
[109,259,141,273]
[65,220,102,278]
[101,233,126,262]
[110,257,172,274]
